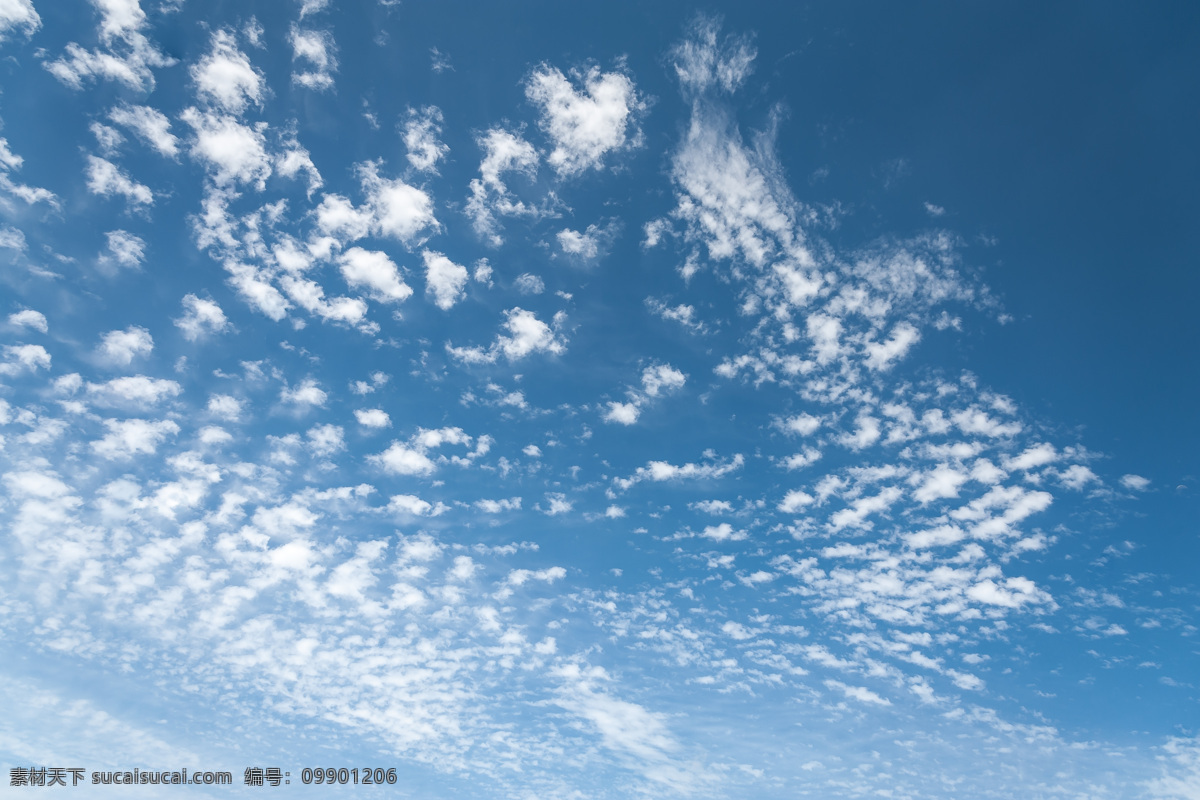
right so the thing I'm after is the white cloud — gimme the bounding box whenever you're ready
[839,413,881,451]
[191,29,265,114]
[476,497,521,513]
[306,423,344,457]
[465,128,541,246]
[388,494,447,517]
[0,344,50,375]
[92,418,180,459]
[180,109,271,188]
[824,679,891,707]
[86,156,152,208]
[526,64,645,176]
[43,1,174,92]
[422,250,469,310]
[339,247,413,303]
[9,309,48,333]
[370,427,474,476]
[174,294,230,341]
[358,161,439,244]
[670,15,757,96]
[0,0,40,41]
[558,227,599,258]
[778,490,813,513]
[98,326,153,365]
[86,375,181,406]
[604,401,639,426]
[543,492,572,515]
[225,261,290,321]
[403,106,449,173]
[864,322,920,371]
[641,364,686,397]
[280,379,327,409]
[614,453,744,491]
[1121,474,1150,491]
[109,104,179,158]
[447,308,566,364]
[98,229,147,271]
[514,273,545,295]
[1005,443,1057,472]
[290,26,337,91]
[207,394,242,421]
[354,409,390,428]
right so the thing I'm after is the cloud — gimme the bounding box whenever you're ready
[97,326,153,365]
[43,0,174,92]
[526,64,646,176]
[180,109,272,188]
[614,453,744,491]
[369,427,474,476]
[280,379,327,409]
[604,401,639,425]
[354,409,390,428]
[108,104,179,158]
[191,29,265,114]
[670,14,757,96]
[514,273,545,295]
[0,344,50,375]
[92,418,180,459]
[403,106,449,173]
[339,247,413,303]
[174,294,230,341]
[0,0,40,41]
[290,26,337,90]
[422,250,469,310]
[447,308,567,364]
[1120,474,1150,491]
[357,161,439,245]
[8,309,47,333]
[389,494,448,517]
[85,375,181,406]
[465,128,546,246]
[86,156,152,208]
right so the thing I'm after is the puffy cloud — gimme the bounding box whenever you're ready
[476,497,521,513]
[1005,443,1058,472]
[514,273,545,295]
[388,494,448,517]
[604,401,639,426]
[670,14,757,96]
[403,106,449,173]
[98,230,146,271]
[422,250,469,310]
[864,322,921,371]
[9,309,48,333]
[306,423,344,457]
[614,453,744,491]
[369,427,473,477]
[225,261,290,321]
[191,29,265,114]
[98,326,153,365]
[86,376,181,406]
[339,247,413,303]
[0,0,40,41]
[108,104,179,158]
[207,394,242,421]
[290,26,337,90]
[641,364,686,397]
[180,109,271,188]
[542,492,572,515]
[525,64,646,176]
[86,156,152,208]
[360,162,439,244]
[43,1,174,92]
[174,294,230,341]
[465,128,541,247]
[0,344,50,375]
[1120,474,1150,491]
[280,379,328,409]
[92,418,180,459]
[354,409,390,428]
[447,308,566,364]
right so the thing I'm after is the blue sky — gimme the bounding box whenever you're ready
[1,1,1197,797]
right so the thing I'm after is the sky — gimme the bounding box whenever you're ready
[0,1,1198,797]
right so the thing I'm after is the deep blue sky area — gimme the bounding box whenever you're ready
[0,2,1197,798]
